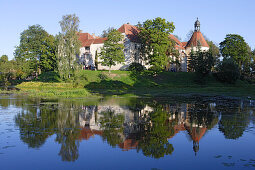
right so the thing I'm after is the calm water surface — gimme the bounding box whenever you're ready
[0,95,255,170]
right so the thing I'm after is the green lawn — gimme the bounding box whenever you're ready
[2,70,254,99]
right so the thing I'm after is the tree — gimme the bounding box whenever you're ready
[101,27,114,38]
[185,30,194,41]
[99,29,125,72]
[216,58,240,84]
[39,34,57,72]
[207,41,220,68]
[56,14,81,80]
[139,17,175,71]
[0,55,17,88]
[219,34,250,74]
[0,55,8,63]
[188,49,214,82]
[14,25,57,77]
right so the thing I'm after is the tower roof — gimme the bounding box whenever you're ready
[186,31,209,48]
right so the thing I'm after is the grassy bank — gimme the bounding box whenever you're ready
[1,70,254,99]
[15,82,91,98]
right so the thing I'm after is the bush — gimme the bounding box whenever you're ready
[128,62,145,72]
[38,71,61,82]
[216,59,240,84]
[98,73,108,80]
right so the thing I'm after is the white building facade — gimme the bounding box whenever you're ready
[78,18,209,72]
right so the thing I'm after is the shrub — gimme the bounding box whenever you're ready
[98,73,108,80]
[216,59,240,84]
[128,62,145,72]
[38,71,61,82]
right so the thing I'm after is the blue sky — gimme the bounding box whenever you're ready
[0,0,254,59]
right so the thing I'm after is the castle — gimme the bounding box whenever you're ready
[78,18,209,71]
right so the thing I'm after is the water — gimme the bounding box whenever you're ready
[0,95,255,170]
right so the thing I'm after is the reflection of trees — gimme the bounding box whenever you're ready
[136,106,174,159]
[55,103,81,162]
[99,110,125,147]
[15,102,81,162]
[11,96,255,161]
[219,113,249,140]
[217,101,250,140]
[15,104,57,148]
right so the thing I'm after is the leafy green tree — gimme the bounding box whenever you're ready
[56,14,81,80]
[207,41,220,68]
[216,58,240,84]
[139,17,175,71]
[0,55,16,87]
[219,34,250,74]
[39,34,57,72]
[14,25,57,77]
[99,29,125,72]
[0,55,8,63]
[188,49,214,81]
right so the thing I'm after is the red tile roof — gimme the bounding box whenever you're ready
[94,37,107,44]
[182,42,187,47]
[118,24,140,42]
[186,31,209,48]
[78,33,107,47]
[169,34,185,50]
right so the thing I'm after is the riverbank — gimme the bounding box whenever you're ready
[1,70,254,99]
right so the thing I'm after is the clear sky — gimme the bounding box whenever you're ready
[0,0,254,59]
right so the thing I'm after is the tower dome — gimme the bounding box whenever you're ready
[194,18,200,32]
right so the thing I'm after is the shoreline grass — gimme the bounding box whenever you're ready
[1,71,254,99]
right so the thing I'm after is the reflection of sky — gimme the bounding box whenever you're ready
[1,100,255,169]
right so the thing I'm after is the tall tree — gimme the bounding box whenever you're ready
[14,25,57,77]
[56,14,81,80]
[207,41,220,68]
[99,29,125,72]
[139,17,175,71]
[188,49,214,82]
[219,34,250,74]
[0,55,8,63]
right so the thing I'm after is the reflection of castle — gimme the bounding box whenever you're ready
[77,103,217,154]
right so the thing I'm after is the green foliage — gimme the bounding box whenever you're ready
[207,41,220,67]
[100,29,125,71]
[139,17,175,71]
[56,14,81,80]
[38,71,61,82]
[14,25,57,76]
[0,55,8,63]
[216,58,240,84]
[98,73,108,80]
[128,62,145,72]
[219,34,250,74]
[188,50,214,82]
[0,55,17,87]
